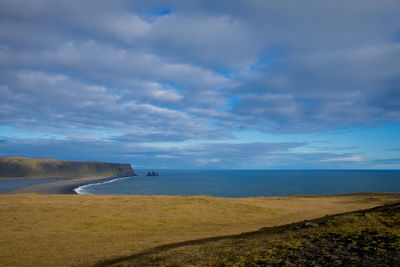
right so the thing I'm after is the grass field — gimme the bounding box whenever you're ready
[113,201,400,266]
[1,193,399,266]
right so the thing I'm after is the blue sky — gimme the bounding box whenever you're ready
[0,0,399,169]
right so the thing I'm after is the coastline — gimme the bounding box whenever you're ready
[5,175,133,194]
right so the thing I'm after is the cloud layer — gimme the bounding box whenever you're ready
[1,0,399,168]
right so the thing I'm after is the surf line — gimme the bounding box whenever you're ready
[74,176,132,194]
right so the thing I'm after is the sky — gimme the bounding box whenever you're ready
[0,0,400,169]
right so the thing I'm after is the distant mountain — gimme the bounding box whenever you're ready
[0,156,135,179]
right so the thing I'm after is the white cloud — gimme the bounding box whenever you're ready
[150,88,183,102]
[320,156,365,162]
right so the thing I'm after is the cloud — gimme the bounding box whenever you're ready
[196,158,221,166]
[0,137,304,168]
[2,1,400,135]
[1,1,399,168]
[149,86,183,102]
[311,146,359,151]
[225,42,400,133]
[112,128,231,143]
[0,69,233,141]
[386,148,400,152]
[2,137,399,169]
[371,158,400,165]
[320,156,365,162]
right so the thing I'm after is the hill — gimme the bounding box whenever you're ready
[98,200,400,266]
[0,156,135,179]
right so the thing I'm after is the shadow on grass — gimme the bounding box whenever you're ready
[93,201,400,266]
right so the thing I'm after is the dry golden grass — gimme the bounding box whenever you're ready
[113,201,400,266]
[0,193,399,266]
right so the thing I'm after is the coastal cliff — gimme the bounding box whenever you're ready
[0,156,135,179]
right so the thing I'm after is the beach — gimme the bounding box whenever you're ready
[5,176,125,194]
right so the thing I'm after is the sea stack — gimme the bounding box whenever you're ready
[147,171,159,176]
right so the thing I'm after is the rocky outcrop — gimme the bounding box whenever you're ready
[147,171,159,176]
[0,156,135,179]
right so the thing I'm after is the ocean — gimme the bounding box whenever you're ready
[74,170,400,197]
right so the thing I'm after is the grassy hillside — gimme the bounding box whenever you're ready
[99,201,400,266]
[0,156,134,179]
[0,193,399,266]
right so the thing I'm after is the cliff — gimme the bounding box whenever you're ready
[0,156,135,179]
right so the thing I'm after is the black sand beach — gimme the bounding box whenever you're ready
[6,176,122,194]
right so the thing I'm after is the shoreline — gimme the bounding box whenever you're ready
[5,175,133,194]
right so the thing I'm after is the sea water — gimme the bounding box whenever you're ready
[75,170,400,197]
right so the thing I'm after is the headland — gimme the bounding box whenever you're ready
[0,156,135,194]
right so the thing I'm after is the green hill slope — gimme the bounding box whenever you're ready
[0,156,135,179]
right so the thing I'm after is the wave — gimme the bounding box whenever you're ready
[74,176,132,194]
